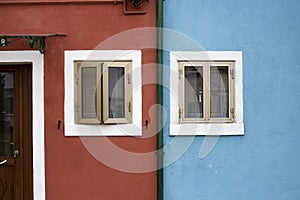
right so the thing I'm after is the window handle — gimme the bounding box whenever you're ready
[14,150,19,158]
[0,160,7,165]
[198,91,203,103]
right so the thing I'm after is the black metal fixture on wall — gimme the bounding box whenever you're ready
[0,33,66,54]
[131,0,142,8]
[0,35,45,53]
[123,0,149,15]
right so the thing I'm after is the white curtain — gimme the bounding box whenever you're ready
[184,66,203,118]
[210,66,229,118]
[81,67,97,118]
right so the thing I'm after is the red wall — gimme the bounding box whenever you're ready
[0,1,157,199]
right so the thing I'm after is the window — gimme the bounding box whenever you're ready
[64,50,142,136]
[170,51,244,136]
[74,61,132,124]
[179,61,234,123]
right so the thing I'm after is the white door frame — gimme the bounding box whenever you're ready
[0,51,45,200]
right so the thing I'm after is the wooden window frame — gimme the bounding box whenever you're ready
[102,61,132,124]
[74,61,132,125]
[178,61,234,123]
[75,61,102,124]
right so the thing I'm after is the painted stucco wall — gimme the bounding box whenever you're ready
[0,1,157,200]
[163,0,300,199]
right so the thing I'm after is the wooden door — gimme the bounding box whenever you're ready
[0,65,33,200]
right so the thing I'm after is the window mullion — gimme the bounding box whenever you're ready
[204,63,210,122]
[96,63,103,123]
[102,62,109,123]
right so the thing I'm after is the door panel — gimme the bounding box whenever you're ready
[0,164,13,200]
[0,65,32,200]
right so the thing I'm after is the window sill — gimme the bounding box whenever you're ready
[65,123,142,136]
[170,122,244,136]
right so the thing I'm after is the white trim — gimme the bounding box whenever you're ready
[170,51,244,135]
[0,51,45,199]
[64,50,142,136]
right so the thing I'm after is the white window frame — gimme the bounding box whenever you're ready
[65,50,142,136]
[170,51,244,136]
[0,51,45,200]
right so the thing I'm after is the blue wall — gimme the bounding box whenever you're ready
[163,0,300,199]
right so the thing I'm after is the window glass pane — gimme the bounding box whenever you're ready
[210,66,229,118]
[81,67,97,118]
[0,72,14,156]
[184,66,203,118]
[108,67,125,118]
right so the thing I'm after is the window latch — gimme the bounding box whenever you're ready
[198,91,203,103]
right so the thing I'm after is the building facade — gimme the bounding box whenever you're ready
[0,0,300,200]
[0,0,157,199]
[163,0,300,199]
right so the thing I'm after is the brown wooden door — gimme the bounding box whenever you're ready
[0,65,33,200]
